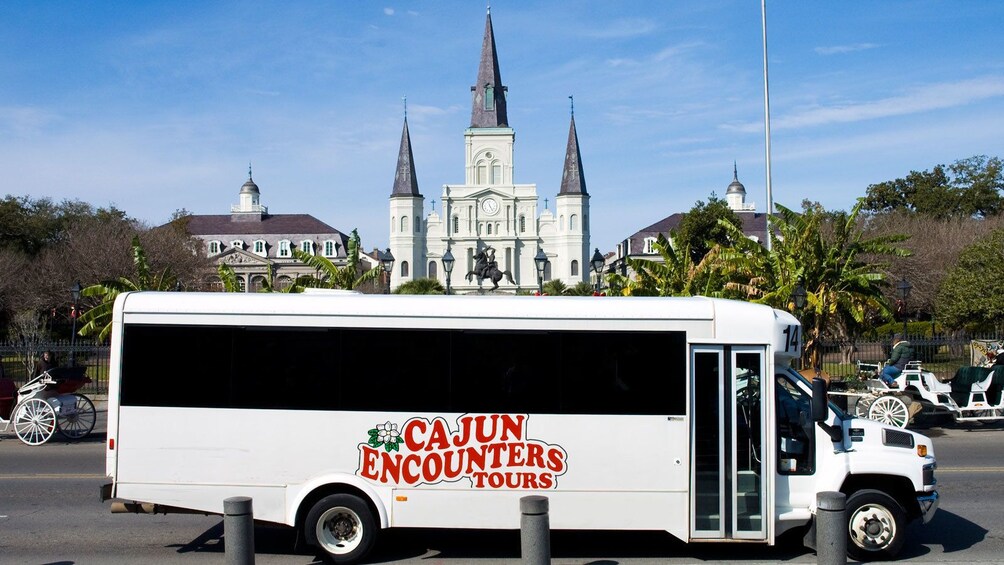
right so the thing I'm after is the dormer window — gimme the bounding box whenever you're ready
[323,240,338,257]
[230,240,244,250]
[277,240,291,258]
[253,240,267,257]
[208,240,222,256]
[643,237,657,254]
[300,240,314,255]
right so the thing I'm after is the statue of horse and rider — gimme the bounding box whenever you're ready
[466,247,515,291]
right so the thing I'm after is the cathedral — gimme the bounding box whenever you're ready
[388,9,591,293]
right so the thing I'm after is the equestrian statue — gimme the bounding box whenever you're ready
[466,247,515,291]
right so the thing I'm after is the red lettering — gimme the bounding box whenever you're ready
[422,452,443,482]
[485,443,506,469]
[487,472,504,488]
[506,443,526,467]
[471,471,488,488]
[453,415,473,447]
[523,473,539,489]
[475,415,499,443]
[403,419,427,452]
[379,451,402,484]
[526,443,545,468]
[442,450,464,480]
[402,454,422,484]
[464,445,487,474]
[427,419,451,451]
[360,446,380,480]
[546,448,565,472]
[505,472,522,488]
[538,473,554,489]
[499,414,524,441]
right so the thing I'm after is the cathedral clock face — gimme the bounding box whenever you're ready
[481,197,500,215]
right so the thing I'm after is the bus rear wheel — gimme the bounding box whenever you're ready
[846,490,906,561]
[305,494,376,564]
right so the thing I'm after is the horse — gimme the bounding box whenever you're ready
[465,248,515,290]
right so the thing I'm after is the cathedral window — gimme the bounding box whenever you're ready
[492,162,502,184]
[278,240,291,258]
[391,216,396,232]
[571,260,579,276]
[428,261,437,278]
[484,85,495,110]
[401,261,410,277]
[415,216,421,233]
[487,224,493,235]
[559,215,565,231]
[519,215,526,233]
[570,214,578,231]
[452,215,459,234]
[477,163,487,185]
[401,216,409,232]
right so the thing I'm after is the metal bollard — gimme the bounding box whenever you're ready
[224,496,255,565]
[816,491,847,565]
[520,495,551,565]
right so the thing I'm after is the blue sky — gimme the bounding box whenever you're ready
[2,1,1003,254]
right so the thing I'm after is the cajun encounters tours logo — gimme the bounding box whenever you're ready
[356,414,568,489]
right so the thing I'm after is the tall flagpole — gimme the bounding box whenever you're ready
[761,0,774,251]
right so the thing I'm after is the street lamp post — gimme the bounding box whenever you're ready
[792,280,807,368]
[442,248,455,295]
[897,277,912,337]
[379,248,395,293]
[69,281,82,367]
[534,249,548,295]
[590,248,605,294]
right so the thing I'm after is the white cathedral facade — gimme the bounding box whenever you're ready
[389,10,590,293]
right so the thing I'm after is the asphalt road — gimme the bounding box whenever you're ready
[1,409,1003,564]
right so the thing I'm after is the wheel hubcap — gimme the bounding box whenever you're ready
[850,504,895,549]
[317,507,362,554]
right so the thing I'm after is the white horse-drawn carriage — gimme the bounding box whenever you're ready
[852,359,1004,428]
[0,366,97,445]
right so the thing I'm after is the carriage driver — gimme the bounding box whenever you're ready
[880,333,915,387]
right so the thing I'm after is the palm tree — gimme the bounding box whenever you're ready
[541,279,568,296]
[613,233,723,297]
[292,229,382,291]
[717,200,909,367]
[78,236,178,341]
[393,278,446,295]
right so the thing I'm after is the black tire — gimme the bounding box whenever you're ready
[304,494,377,564]
[845,489,906,561]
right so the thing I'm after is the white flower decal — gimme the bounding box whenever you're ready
[367,421,403,452]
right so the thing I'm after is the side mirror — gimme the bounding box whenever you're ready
[811,377,828,423]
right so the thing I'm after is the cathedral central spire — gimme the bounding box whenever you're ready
[470,9,508,128]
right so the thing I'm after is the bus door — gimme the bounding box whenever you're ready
[690,346,767,541]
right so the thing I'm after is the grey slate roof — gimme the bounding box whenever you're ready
[470,10,508,128]
[623,212,770,255]
[186,214,343,237]
[559,116,587,195]
[391,118,421,197]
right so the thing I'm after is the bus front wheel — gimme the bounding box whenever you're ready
[305,494,377,564]
[846,490,906,561]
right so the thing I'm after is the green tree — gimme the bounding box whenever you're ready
[615,233,722,297]
[863,155,1004,219]
[675,194,743,263]
[541,279,568,296]
[718,201,908,367]
[393,278,445,295]
[291,229,382,290]
[78,236,179,341]
[935,227,1004,332]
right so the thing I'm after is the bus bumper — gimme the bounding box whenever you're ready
[917,491,939,524]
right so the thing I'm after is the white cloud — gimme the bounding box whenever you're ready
[814,43,880,55]
[384,8,395,16]
[0,106,61,136]
[723,76,1004,132]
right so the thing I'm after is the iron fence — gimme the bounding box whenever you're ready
[0,340,109,396]
[817,333,1001,385]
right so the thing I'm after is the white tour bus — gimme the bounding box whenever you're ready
[101,291,937,563]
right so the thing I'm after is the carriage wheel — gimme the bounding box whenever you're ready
[56,394,96,440]
[854,396,874,418]
[13,398,57,445]
[868,395,910,428]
